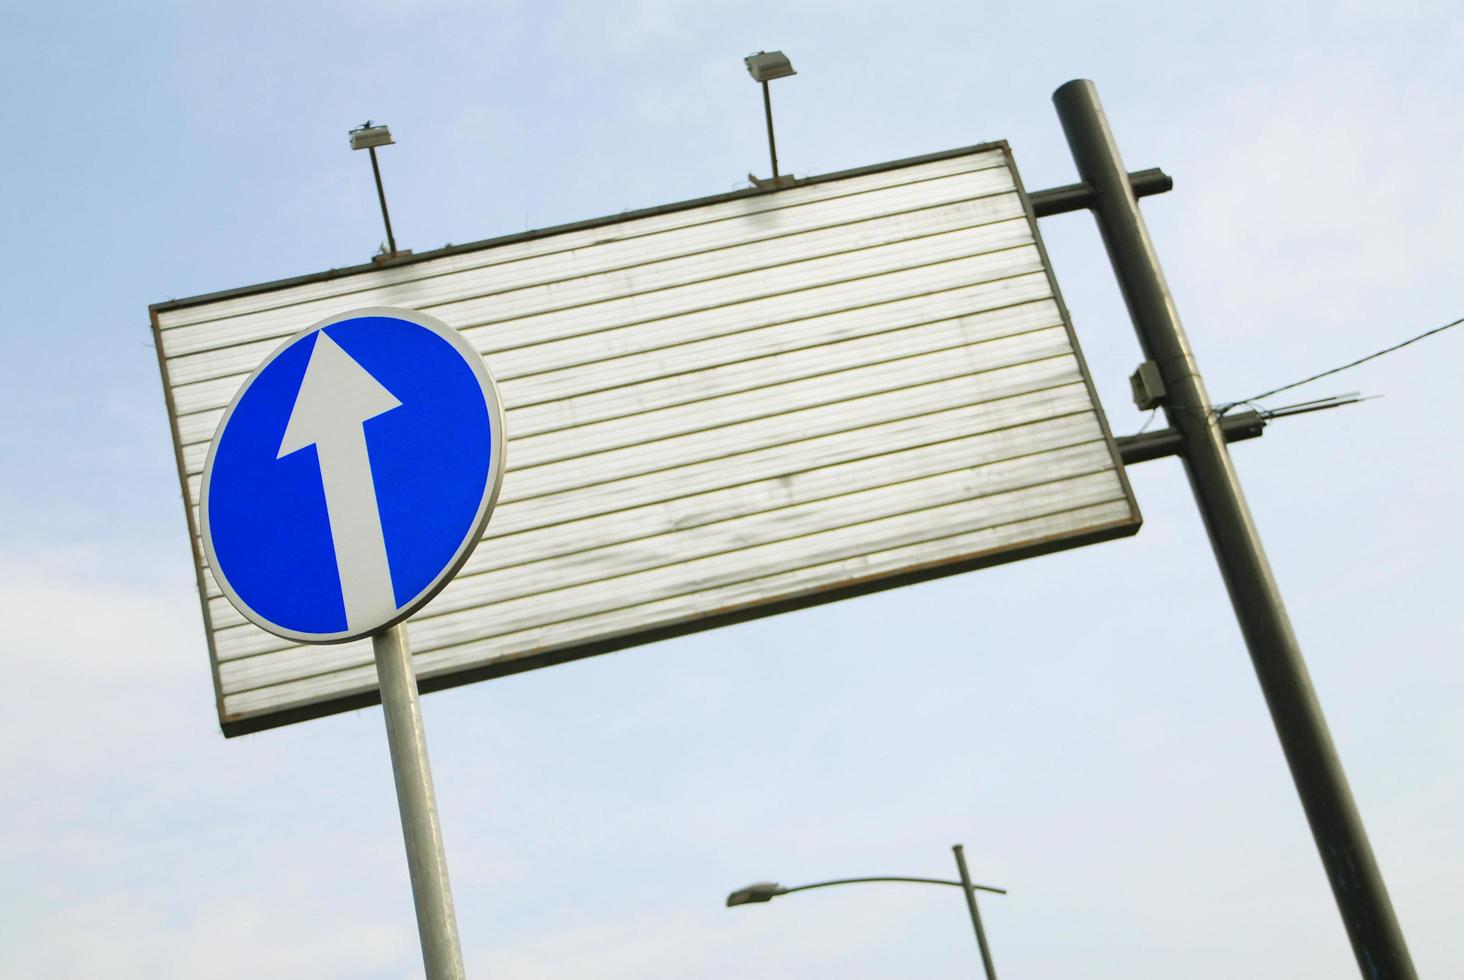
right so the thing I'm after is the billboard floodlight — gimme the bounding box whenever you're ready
[349,120,400,258]
[744,50,796,82]
[349,124,395,150]
[744,51,796,185]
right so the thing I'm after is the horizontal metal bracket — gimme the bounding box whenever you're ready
[371,248,415,267]
[747,173,797,192]
[1116,411,1266,465]
[1116,392,1364,466]
[1029,167,1172,217]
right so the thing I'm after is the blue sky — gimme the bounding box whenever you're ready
[2,1,1461,977]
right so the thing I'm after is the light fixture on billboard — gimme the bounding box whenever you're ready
[744,50,796,189]
[349,120,403,260]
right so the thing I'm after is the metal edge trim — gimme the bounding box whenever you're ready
[219,512,1139,737]
[1005,144,1143,528]
[151,306,231,732]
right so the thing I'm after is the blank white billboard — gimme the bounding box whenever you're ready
[152,142,1140,735]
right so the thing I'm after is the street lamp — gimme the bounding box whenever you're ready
[727,844,1005,980]
[349,120,400,259]
[744,50,796,187]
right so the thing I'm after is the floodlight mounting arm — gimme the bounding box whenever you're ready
[367,146,398,258]
[761,81,780,181]
[349,121,399,258]
[744,51,794,186]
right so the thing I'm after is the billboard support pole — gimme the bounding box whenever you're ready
[1051,78,1415,980]
[373,624,466,980]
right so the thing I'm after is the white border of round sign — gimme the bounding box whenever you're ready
[199,306,508,645]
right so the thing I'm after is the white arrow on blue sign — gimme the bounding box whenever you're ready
[200,307,506,644]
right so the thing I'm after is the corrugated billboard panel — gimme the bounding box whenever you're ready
[152,142,1140,735]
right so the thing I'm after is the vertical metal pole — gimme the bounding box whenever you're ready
[367,145,398,257]
[1052,78,1416,980]
[952,845,998,980]
[372,624,465,980]
[761,80,780,179]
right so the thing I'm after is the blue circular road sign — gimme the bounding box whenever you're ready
[200,307,506,644]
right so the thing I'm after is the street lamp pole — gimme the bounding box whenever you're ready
[727,846,1006,976]
[953,845,998,980]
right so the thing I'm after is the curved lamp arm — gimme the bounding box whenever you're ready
[727,875,1007,906]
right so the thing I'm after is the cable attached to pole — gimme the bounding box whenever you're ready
[1217,314,1462,415]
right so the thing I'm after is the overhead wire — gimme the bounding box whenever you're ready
[1214,314,1463,415]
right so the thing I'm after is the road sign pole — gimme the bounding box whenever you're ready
[1051,78,1416,980]
[373,623,466,980]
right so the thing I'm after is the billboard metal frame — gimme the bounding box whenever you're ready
[152,141,1139,737]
